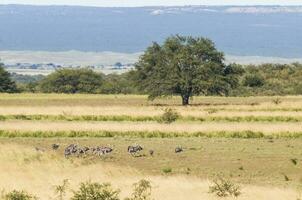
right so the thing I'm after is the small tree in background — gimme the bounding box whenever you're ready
[0,63,18,93]
[133,35,243,105]
[39,68,104,93]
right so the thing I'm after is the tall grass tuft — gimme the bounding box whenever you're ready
[125,179,152,200]
[53,179,69,200]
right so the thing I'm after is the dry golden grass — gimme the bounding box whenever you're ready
[0,93,302,107]
[1,94,302,199]
[2,106,302,118]
[1,94,302,120]
[0,121,301,134]
[0,139,300,200]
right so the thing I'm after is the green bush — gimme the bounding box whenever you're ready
[243,74,265,87]
[38,68,104,94]
[162,167,172,174]
[71,182,120,200]
[125,179,152,200]
[159,108,180,124]
[3,190,37,200]
[209,176,241,197]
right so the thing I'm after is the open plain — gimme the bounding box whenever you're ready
[1,94,302,199]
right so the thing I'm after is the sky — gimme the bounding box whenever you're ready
[1,0,302,7]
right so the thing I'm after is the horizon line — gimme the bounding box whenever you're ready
[1,4,302,8]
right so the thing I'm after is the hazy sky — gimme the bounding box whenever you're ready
[1,0,302,7]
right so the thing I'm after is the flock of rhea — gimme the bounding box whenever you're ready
[39,143,184,157]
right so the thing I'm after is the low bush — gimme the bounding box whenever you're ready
[209,176,241,197]
[2,190,37,200]
[162,167,172,174]
[158,108,180,124]
[71,181,120,200]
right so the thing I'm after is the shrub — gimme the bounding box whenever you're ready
[3,190,37,200]
[207,108,218,114]
[272,98,282,105]
[125,179,152,200]
[209,176,241,197]
[162,167,172,174]
[71,181,120,200]
[159,108,180,124]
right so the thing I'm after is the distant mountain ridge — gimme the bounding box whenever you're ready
[0,5,302,58]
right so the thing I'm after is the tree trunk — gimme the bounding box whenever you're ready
[181,95,190,106]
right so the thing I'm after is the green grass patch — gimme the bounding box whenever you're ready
[1,114,302,123]
[1,130,302,139]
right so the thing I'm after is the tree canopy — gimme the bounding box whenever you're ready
[133,35,243,105]
[39,68,104,93]
[0,63,18,93]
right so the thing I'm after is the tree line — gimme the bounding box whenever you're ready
[1,35,302,105]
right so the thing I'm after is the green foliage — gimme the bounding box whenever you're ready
[162,167,172,174]
[0,63,18,93]
[10,73,44,84]
[99,72,137,94]
[2,129,302,139]
[39,68,104,93]
[232,63,302,96]
[243,74,265,87]
[3,190,37,200]
[2,40,302,97]
[159,108,180,124]
[133,35,243,105]
[209,176,241,197]
[125,180,152,200]
[71,182,120,200]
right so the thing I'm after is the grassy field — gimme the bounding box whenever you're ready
[1,94,302,199]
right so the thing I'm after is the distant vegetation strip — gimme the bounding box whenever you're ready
[1,114,302,123]
[1,130,302,139]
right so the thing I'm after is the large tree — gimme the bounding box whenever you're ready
[134,35,243,105]
[39,68,104,93]
[0,63,18,93]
